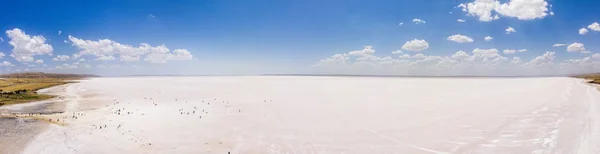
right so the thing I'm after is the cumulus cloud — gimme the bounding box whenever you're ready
[451,50,470,60]
[120,55,140,62]
[348,46,375,56]
[505,26,516,34]
[567,43,588,53]
[34,59,44,64]
[401,39,429,52]
[588,22,600,32]
[6,28,53,62]
[96,55,116,61]
[68,36,194,63]
[447,34,474,43]
[398,54,411,59]
[458,0,551,22]
[52,55,70,61]
[457,19,466,22]
[56,63,77,69]
[58,30,62,35]
[55,62,91,69]
[552,44,566,47]
[392,50,403,55]
[412,19,426,24]
[413,54,427,59]
[510,57,522,64]
[503,49,527,54]
[525,51,555,67]
[398,22,404,26]
[314,53,349,67]
[579,28,589,35]
[313,45,592,76]
[0,52,4,58]
[484,36,493,41]
[0,61,14,67]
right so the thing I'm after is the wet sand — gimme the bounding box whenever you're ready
[0,84,71,154]
[0,117,47,154]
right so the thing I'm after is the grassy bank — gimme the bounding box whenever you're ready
[574,73,600,84]
[0,78,71,106]
[0,72,98,106]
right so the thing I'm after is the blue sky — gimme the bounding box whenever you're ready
[0,0,600,76]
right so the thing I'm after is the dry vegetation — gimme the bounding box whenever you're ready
[574,73,600,84]
[0,72,98,106]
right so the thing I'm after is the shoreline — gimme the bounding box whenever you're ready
[0,83,73,154]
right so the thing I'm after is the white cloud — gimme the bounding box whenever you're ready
[96,55,116,61]
[505,26,516,34]
[6,28,53,62]
[413,54,427,59]
[144,49,193,63]
[401,39,429,52]
[398,54,411,59]
[78,58,85,62]
[392,50,403,55]
[503,49,527,54]
[525,51,555,66]
[457,19,466,22]
[458,0,551,22]
[451,50,470,60]
[0,61,14,67]
[34,59,44,64]
[579,28,589,35]
[484,36,493,41]
[58,30,62,35]
[52,55,70,61]
[69,35,194,63]
[398,22,404,26]
[314,53,349,67]
[458,1,499,22]
[567,43,587,53]
[312,45,600,76]
[503,49,517,54]
[348,46,376,56]
[120,55,140,62]
[0,37,3,42]
[0,52,4,58]
[472,48,501,59]
[412,19,426,24]
[56,63,76,69]
[510,57,522,64]
[447,34,474,43]
[552,44,566,47]
[56,62,92,69]
[148,14,156,18]
[588,22,600,32]
[495,0,550,20]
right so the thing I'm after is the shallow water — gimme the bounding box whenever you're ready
[20,76,600,153]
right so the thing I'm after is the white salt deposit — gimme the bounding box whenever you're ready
[20,76,600,153]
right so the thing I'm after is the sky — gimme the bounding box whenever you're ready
[1,0,600,76]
